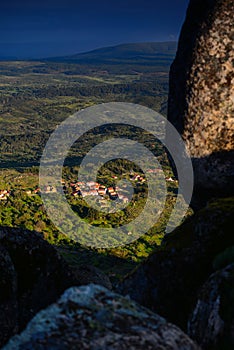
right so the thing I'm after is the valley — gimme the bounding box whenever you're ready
[0,42,186,281]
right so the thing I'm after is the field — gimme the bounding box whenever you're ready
[0,59,169,168]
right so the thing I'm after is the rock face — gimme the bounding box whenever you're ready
[188,264,234,349]
[3,284,199,350]
[0,227,81,347]
[0,245,18,348]
[118,198,234,330]
[168,0,234,209]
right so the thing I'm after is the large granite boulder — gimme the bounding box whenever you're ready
[3,284,199,350]
[167,0,234,209]
[0,227,81,347]
[118,198,234,330]
[188,264,234,349]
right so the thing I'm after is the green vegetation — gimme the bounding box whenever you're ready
[0,162,182,280]
[0,60,169,167]
[0,51,190,281]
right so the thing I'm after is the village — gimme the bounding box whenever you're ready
[70,180,128,203]
[55,171,148,204]
[60,170,162,203]
[0,168,177,204]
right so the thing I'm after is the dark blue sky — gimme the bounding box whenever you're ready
[0,0,190,59]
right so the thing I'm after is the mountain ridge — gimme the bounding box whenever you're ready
[44,41,177,63]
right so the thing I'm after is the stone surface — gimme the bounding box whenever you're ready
[118,198,234,330]
[167,0,234,208]
[0,245,18,347]
[0,226,81,347]
[188,264,234,349]
[3,284,199,350]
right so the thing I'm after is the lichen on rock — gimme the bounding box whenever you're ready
[3,284,199,350]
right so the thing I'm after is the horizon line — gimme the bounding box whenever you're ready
[0,40,178,61]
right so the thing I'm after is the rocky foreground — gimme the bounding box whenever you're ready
[1,198,234,349]
[3,284,199,350]
[118,198,234,328]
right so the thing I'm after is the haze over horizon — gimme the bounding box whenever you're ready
[0,0,189,59]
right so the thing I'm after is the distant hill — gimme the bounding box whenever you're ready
[45,42,177,66]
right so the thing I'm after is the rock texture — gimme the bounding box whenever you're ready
[0,227,82,347]
[188,264,234,349]
[3,284,199,350]
[168,0,234,209]
[0,245,18,348]
[118,198,234,330]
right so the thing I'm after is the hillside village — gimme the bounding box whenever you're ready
[0,168,177,204]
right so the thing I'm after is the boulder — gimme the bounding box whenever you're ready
[118,198,234,330]
[0,227,80,347]
[0,245,18,347]
[3,284,199,350]
[188,264,234,349]
[167,0,234,209]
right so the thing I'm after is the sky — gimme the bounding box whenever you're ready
[0,0,190,59]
